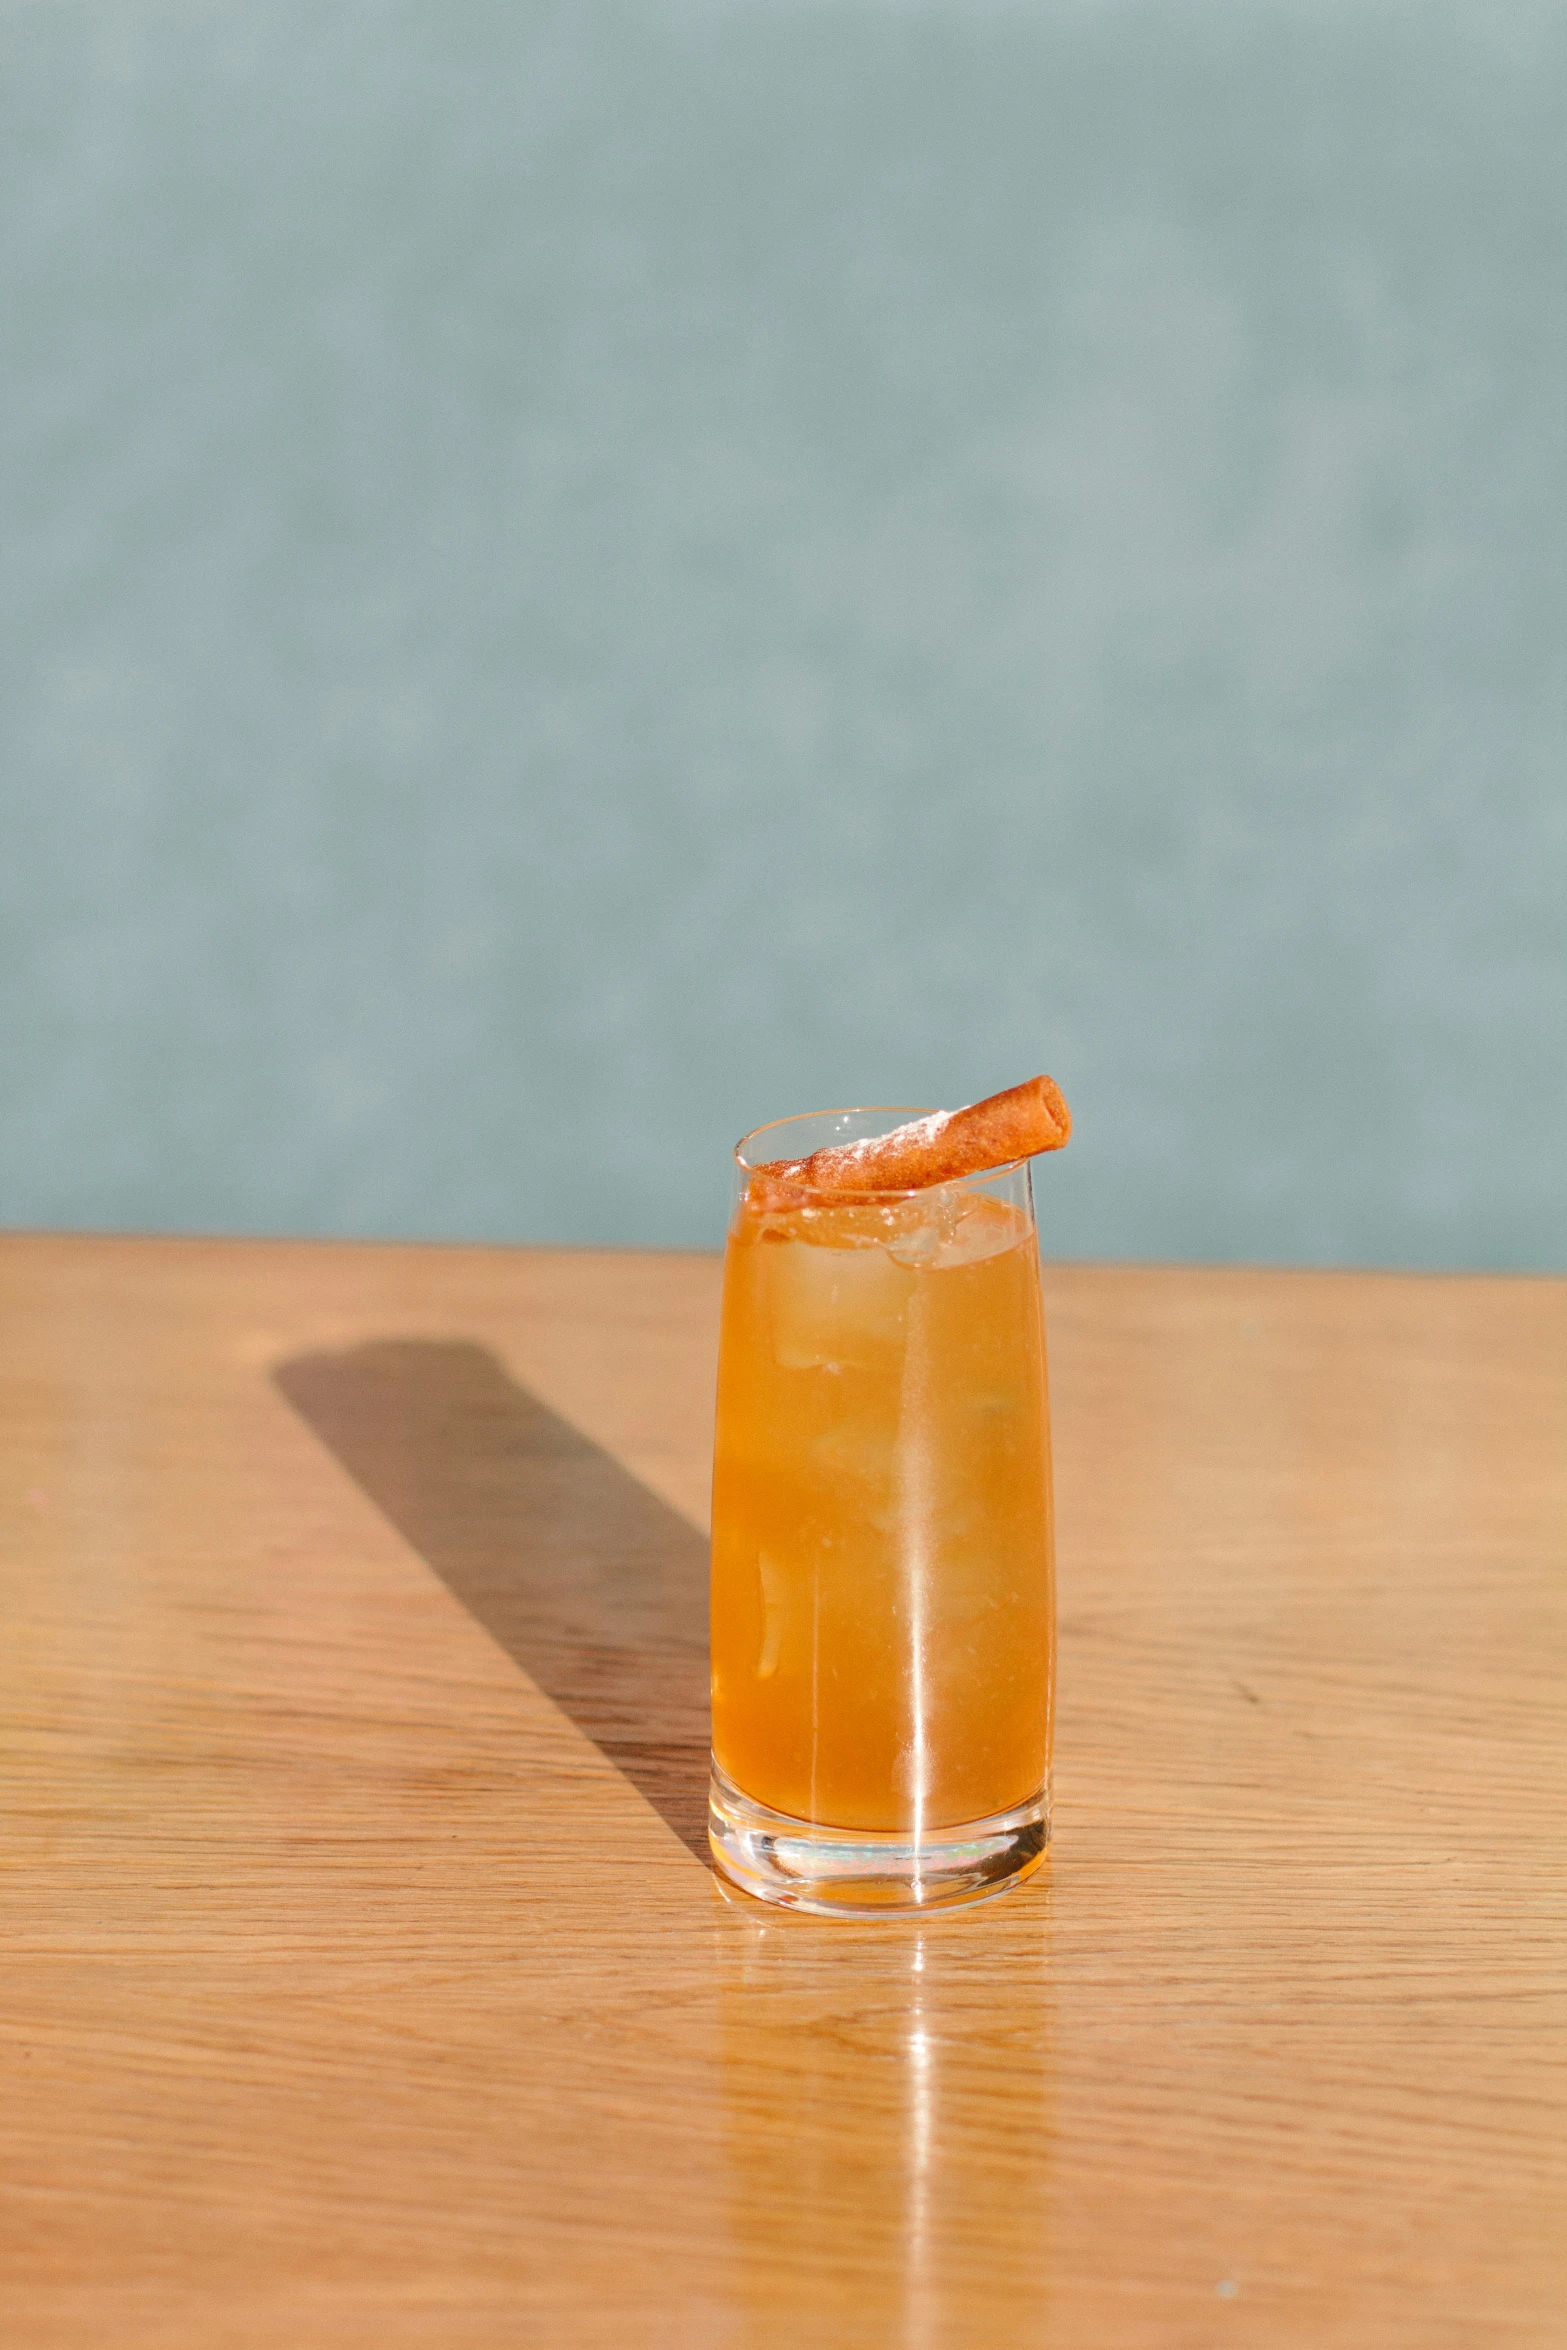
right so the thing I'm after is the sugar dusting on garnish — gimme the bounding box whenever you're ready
[819,1113,950,1169]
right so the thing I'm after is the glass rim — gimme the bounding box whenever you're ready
[733,1104,1028,1201]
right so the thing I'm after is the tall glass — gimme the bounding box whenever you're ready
[709,1108,1056,1915]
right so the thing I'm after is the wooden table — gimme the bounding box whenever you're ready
[3,1235,1564,2347]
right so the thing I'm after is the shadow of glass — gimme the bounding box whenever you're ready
[273,1338,711,1860]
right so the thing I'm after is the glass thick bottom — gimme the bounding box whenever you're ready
[708,1760,1050,1918]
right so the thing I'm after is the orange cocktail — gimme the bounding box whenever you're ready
[709,1098,1061,1915]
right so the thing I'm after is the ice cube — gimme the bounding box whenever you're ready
[883,1207,945,1269]
[766,1229,909,1368]
[809,1421,896,1519]
[926,1193,1023,1269]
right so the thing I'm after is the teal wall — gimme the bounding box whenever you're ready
[4,2,1563,1266]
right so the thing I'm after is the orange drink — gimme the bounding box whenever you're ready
[709,1107,1057,1915]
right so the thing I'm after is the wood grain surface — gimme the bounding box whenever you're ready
[1,1234,1563,2348]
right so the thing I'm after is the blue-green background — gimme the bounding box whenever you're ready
[4,1,1564,1264]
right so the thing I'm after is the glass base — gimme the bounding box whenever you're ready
[708,1760,1050,1918]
